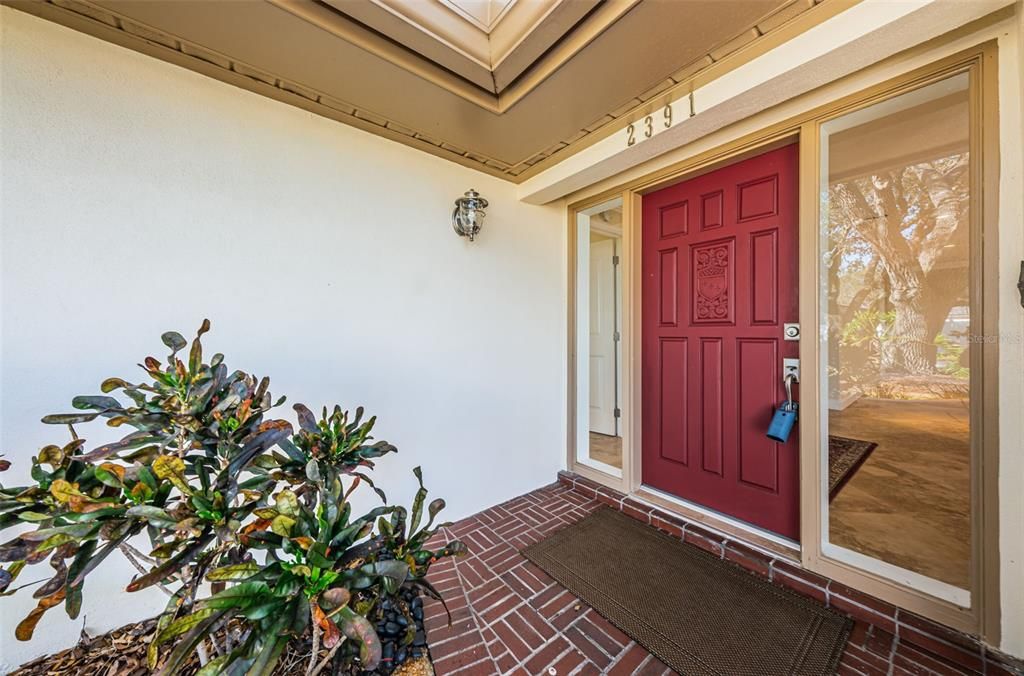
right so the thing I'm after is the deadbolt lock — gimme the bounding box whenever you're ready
[783,323,800,341]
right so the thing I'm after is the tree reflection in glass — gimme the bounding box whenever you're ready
[822,73,972,591]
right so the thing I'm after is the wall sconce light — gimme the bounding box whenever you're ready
[452,189,488,242]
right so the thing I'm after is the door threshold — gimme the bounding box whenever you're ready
[576,456,623,479]
[635,484,801,562]
[822,542,971,608]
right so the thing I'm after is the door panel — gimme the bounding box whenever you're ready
[659,337,688,464]
[700,337,723,476]
[641,143,799,540]
[589,238,617,436]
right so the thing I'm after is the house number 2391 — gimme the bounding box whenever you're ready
[626,105,673,147]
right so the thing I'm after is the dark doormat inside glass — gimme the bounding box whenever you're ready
[828,435,878,501]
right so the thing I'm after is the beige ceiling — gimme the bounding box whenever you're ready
[7,0,843,181]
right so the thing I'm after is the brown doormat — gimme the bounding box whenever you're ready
[523,508,851,676]
[828,435,878,501]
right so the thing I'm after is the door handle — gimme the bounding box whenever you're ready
[768,367,800,443]
[783,358,800,383]
[783,358,800,410]
[784,372,797,410]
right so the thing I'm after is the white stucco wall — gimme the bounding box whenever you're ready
[0,7,566,668]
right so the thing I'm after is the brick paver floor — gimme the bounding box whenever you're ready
[419,476,1021,676]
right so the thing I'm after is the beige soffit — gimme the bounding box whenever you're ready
[323,0,601,93]
[4,0,850,182]
[271,0,633,109]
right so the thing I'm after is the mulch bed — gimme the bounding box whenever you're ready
[12,592,434,676]
[13,617,169,676]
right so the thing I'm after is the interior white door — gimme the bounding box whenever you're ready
[589,238,617,436]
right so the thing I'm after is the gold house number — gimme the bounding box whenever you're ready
[627,104,673,147]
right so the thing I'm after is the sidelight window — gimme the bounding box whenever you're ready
[819,73,973,602]
[574,198,625,476]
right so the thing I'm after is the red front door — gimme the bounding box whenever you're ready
[641,143,799,540]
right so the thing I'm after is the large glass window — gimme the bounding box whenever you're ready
[820,73,972,598]
[575,198,624,475]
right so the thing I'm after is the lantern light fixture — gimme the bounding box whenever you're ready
[452,189,488,242]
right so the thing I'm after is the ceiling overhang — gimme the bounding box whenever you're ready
[516,0,1011,204]
[318,0,608,96]
[267,0,636,112]
[3,0,850,183]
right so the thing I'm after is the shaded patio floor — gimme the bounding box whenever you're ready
[420,476,1019,676]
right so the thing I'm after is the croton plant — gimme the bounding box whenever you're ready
[0,320,466,675]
